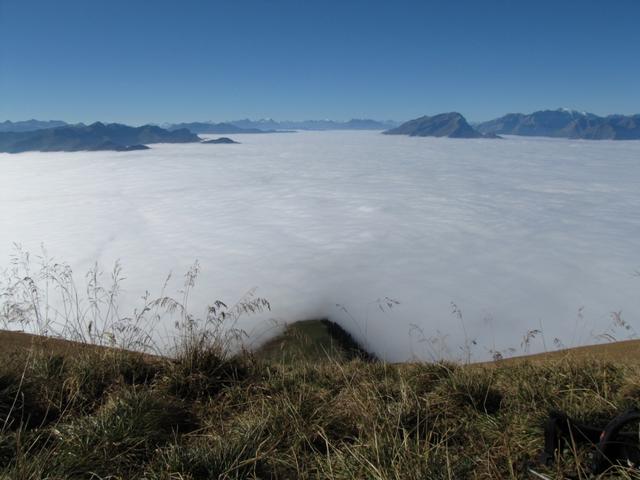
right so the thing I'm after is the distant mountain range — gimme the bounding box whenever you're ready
[0,122,199,153]
[384,109,640,140]
[477,109,640,140]
[230,118,399,131]
[166,118,398,133]
[2,109,639,151]
[166,122,278,134]
[0,119,68,132]
[383,112,496,138]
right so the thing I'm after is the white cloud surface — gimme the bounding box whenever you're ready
[1,131,639,361]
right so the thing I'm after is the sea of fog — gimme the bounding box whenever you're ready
[1,131,639,361]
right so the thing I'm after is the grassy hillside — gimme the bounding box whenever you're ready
[5,321,639,366]
[0,329,107,356]
[253,319,640,366]
[2,324,640,479]
[490,338,640,366]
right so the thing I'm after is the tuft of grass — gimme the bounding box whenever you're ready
[162,345,249,400]
[2,387,197,479]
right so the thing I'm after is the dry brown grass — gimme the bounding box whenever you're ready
[486,338,640,366]
[2,250,639,478]
[2,328,640,478]
[5,326,640,367]
[0,329,94,356]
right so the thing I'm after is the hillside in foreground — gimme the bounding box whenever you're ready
[2,322,640,478]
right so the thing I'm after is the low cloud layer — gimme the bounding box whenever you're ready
[1,131,639,360]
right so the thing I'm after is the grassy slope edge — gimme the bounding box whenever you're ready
[2,324,640,479]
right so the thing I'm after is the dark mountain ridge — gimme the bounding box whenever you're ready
[383,112,494,138]
[0,122,199,153]
[201,137,239,144]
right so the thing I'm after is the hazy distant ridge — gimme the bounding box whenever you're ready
[164,119,398,133]
[230,118,399,131]
[166,122,275,134]
[0,119,68,133]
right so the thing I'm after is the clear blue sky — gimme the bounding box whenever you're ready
[1,0,638,125]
